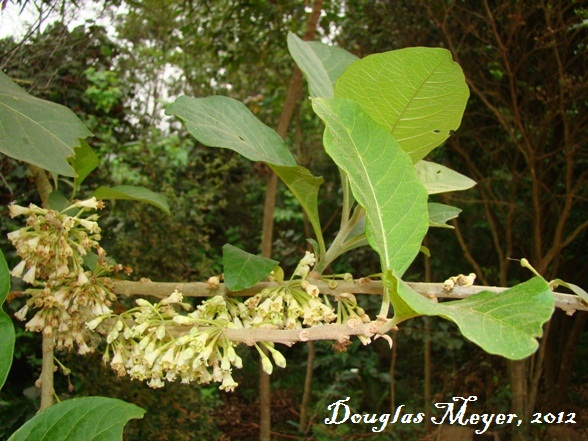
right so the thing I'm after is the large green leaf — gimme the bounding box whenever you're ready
[93,185,170,215]
[167,94,325,254]
[287,32,358,98]
[223,244,279,291]
[313,98,429,275]
[335,48,469,162]
[415,160,476,194]
[8,396,145,441]
[385,271,554,359]
[0,72,93,177]
[166,95,296,166]
[0,249,14,390]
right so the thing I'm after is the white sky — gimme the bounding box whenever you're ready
[0,1,114,40]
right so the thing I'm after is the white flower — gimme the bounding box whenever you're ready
[161,290,183,305]
[8,204,30,218]
[11,260,26,278]
[22,265,37,284]
[78,218,100,234]
[304,283,319,297]
[295,265,310,278]
[77,270,89,285]
[25,236,40,251]
[6,229,23,242]
[172,315,194,325]
[74,197,99,209]
[300,251,316,267]
[155,324,166,340]
[86,316,106,330]
[207,276,220,289]
[144,348,162,367]
[219,371,238,392]
[147,377,165,388]
[14,304,29,321]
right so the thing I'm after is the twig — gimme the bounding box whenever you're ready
[110,279,588,313]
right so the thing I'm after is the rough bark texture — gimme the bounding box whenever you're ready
[29,165,55,412]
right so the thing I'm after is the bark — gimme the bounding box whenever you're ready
[29,165,55,412]
[299,341,315,433]
[258,2,323,438]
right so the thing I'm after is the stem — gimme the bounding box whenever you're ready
[29,164,55,412]
[315,205,365,274]
[108,279,588,313]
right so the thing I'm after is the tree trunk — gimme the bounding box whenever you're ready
[299,341,315,433]
[258,2,323,439]
[29,165,55,412]
[507,359,530,441]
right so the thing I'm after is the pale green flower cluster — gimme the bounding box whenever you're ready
[100,291,244,391]
[7,198,119,353]
[96,252,372,391]
[241,281,337,329]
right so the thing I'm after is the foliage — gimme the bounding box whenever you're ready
[7,396,144,441]
[0,71,93,177]
[0,249,14,389]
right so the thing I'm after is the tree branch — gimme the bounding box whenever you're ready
[111,279,588,314]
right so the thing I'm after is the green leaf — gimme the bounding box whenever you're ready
[0,72,93,177]
[71,139,99,190]
[385,271,554,359]
[92,185,170,215]
[0,249,15,390]
[8,396,145,441]
[287,32,358,98]
[550,279,588,304]
[48,191,71,212]
[313,98,429,275]
[222,244,279,291]
[428,202,461,229]
[415,160,476,194]
[166,95,296,166]
[167,94,325,256]
[335,48,469,162]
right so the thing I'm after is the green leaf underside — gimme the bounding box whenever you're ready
[313,98,429,276]
[8,396,145,441]
[92,185,170,215]
[165,95,296,166]
[71,139,99,190]
[335,47,469,162]
[428,202,461,228]
[306,42,359,87]
[415,160,476,194]
[0,249,15,389]
[0,72,93,177]
[385,271,554,360]
[223,244,279,291]
[167,94,325,253]
[287,33,358,99]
